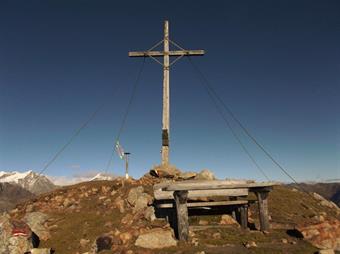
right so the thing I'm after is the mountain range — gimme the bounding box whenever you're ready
[0,170,56,194]
[290,182,340,206]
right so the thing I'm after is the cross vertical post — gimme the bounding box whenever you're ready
[128,21,204,166]
[162,20,170,165]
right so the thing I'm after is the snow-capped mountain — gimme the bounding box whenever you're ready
[90,173,116,181]
[0,170,56,194]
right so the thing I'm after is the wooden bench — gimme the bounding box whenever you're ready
[154,180,275,241]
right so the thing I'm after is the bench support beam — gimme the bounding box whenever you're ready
[255,191,270,231]
[174,190,189,241]
[240,205,248,229]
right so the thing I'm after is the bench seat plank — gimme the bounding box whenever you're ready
[154,188,248,200]
[157,200,248,208]
[163,181,276,191]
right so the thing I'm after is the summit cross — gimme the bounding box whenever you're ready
[129,20,205,166]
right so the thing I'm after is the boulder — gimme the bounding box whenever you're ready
[135,228,177,249]
[127,186,144,206]
[113,196,125,213]
[178,172,197,180]
[0,213,33,253]
[296,219,340,251]
[24,212,50,241]
[194,169,215,180]
[119,231,133,245]
[220,214,239,226]
[8,236,33,254]
[127,186,153,213]
[149,164,181,178]
[0,213,14,253]
[134,193,153,213]
[95,234,113,252]
[143,206,156,221]
[244,241,257,248]
[80,238,90,248]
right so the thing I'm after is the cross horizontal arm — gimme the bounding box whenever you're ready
[128,50,205,57]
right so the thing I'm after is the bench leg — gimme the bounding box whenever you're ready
[230,197,237,220]
[256,191,270,231]
[240,205,248,229]
[174,190,189,241]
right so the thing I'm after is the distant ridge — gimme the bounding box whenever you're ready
[289,181,340,206]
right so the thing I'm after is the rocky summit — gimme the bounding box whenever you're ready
[0,167,339,254]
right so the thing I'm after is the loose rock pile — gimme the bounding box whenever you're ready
[297,219,340,251]
[1,165,340,253]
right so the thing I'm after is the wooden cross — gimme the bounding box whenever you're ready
[129,20,204,166]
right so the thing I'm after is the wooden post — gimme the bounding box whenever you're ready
[240,205,248,229]
[230,197,237,220]
[162,20,170,165]
[256,191,270,231]
[173,190,189,241]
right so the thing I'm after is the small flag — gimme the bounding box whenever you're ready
[115,141,125,160]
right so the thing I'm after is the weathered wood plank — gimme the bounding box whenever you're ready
[156,200,248,208]
[153,180,258,191]
[256,191,270,231]
[240,205,248,229]
[154,188,248,200]
[128,50,205,57]
[174,190,189,241]
[165,181,276,191]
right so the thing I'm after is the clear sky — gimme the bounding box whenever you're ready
[0,0,339,183]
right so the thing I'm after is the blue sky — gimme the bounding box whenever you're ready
[0,0,339,183]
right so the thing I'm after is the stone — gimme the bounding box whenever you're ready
[8,236,33,254]
[80,238,90,248]
[119,232,133,245]
[133,193,153,213]
[212,232,221,240]
[194,169,215,180]
[104,221,113,228]
[54,195,63,204]
[318,250,335,254]
[25,204,34,213]
[111,190,117,196]
[95,235,113,252]
[135,228,177,249]
[198,220,209,226]
[281,238,288,244]
[24,212,50,241]
[114,196,125,213]
[127,186,153,213]
[127,186,144,206]
[220,214,238,226]
[121,214,134,225]
[296,219,340,250]
[178,172,197,180]
[63,198,73,208]
[101,186,111,194]
[143,206,156,221]
[0,214,12,253]
[0,213,33,254]
[244,241,257,248]
[30,248,54,254]
[149,164,181,178]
